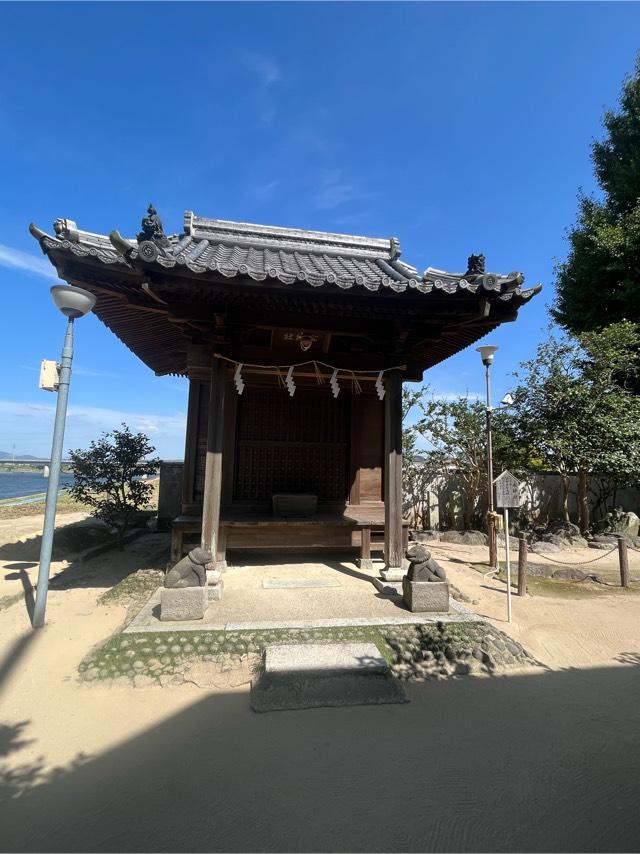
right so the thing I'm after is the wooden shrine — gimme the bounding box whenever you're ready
[30,208,539,577]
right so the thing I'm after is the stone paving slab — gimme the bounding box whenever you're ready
[252,642,407,712]
[123,591,480,634]
[262,578,341,589]
[251,672,408,712]
[265,643,387,674]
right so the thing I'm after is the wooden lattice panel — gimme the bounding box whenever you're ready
[234,387,349,502]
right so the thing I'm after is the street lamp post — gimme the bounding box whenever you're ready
[476,344,498,570]
[32,284,96,629]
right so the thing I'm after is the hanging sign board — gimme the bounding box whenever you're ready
[494,470,521,508]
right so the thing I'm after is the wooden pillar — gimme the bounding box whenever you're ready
[181,378,201,514]
[201,357,226,568]
[383,369,404,578]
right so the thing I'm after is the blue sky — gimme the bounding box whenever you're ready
[1,2,639,458]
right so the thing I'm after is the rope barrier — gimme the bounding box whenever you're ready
[525,544,620,566]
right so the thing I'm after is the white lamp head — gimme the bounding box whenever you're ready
[476,344,498,366]
[50,284,96,319]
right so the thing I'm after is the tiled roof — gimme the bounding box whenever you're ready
[29,211,539,303]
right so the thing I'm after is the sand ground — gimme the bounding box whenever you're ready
[1,514,640,852]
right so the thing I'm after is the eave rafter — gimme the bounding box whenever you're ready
[28,209,541,377]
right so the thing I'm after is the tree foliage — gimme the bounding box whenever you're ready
[69,424,159,549]
[509,322,640,527]
[403,388,501,530]
[554,57,640,332]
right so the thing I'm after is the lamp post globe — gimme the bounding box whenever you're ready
[51,284,96,318]
[32,283,95,628]
[476,344,498,366]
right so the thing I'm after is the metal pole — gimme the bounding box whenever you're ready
[504,506,512,623]
[485,364,497,568]
[32,318,74,628]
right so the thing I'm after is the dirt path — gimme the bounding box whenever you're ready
[430,541,640,669]
[1,516,640,851]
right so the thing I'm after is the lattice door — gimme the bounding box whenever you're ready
[233,386,349,502]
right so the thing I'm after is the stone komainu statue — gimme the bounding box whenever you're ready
[164,547,212,588]
[405,544,447,583]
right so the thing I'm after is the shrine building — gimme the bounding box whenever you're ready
[30,208,539,580]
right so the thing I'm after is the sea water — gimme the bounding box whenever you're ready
[0,472,75,501]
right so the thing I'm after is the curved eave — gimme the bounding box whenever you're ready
[29,223,531,301]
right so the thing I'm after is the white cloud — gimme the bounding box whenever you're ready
[0,243,53,279]
[0,400,187,460]
[242,52,283,87]
[312,172,372,211]
[249,180,279,203]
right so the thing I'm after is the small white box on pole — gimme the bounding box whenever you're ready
[39,360,60,392]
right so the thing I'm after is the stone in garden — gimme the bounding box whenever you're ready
[160,586,207,621]
[164,547,211,588]
[440,529,488,546]
[531,541,561,554]
[595,508,640,539]
[552,567,589,581]
[412,530,441,542]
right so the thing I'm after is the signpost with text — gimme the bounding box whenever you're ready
[494,470,522,623]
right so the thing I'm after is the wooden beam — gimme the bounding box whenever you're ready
[383,369,404,577]
[201,358,226,568]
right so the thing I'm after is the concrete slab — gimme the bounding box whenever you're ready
[265,643,386,675]
[252,642,407,712]
[124,588,480,634]
[262,578,341,589]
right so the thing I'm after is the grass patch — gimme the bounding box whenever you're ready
[0,479,159,521]
[78,621,495,683]
[0,492,86,520]
[98,568,164,608]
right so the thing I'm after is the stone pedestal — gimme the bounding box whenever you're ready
[402,578,449,613]
[380,566,404,582]
[207,579,224,602]
[160,586,207,621]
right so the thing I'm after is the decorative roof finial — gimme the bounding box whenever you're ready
[137,203,168,248]
[466,253,485,276]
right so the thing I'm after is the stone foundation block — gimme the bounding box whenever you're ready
[380,566,404,582]
[207,580,224,602]
[160,586,207,621]
[402,579,449,613]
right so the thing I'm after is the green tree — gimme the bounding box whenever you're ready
[554,57,640,332]
[510,323,640,530]
[402,386,440,528]
[69,424,159,549]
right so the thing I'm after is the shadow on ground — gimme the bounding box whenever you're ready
[2,528,170,599]
[1,663,639,852]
